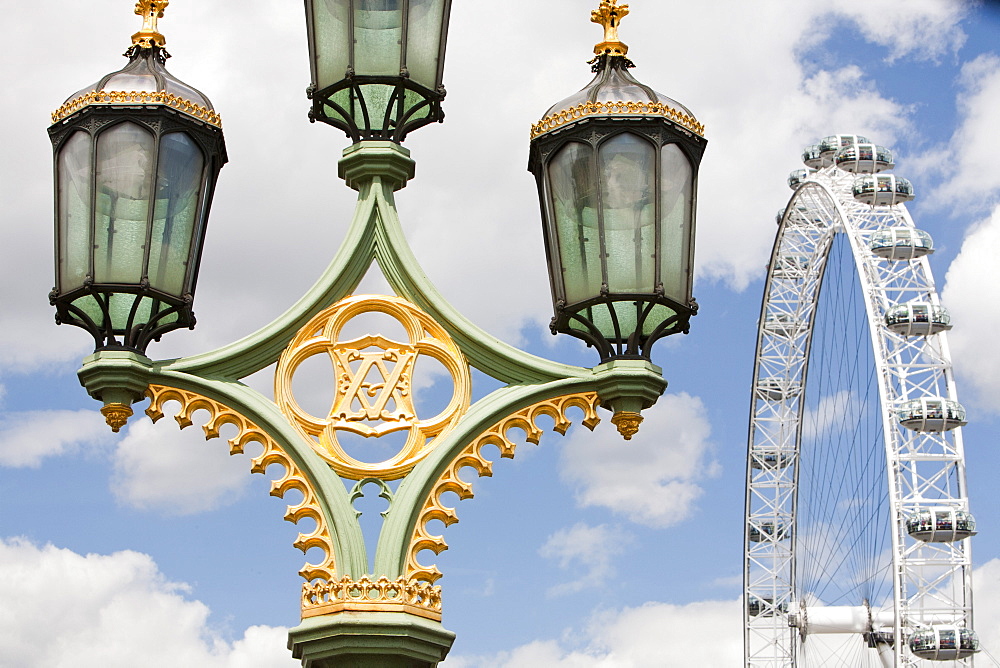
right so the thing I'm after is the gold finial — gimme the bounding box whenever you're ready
[611,410,642,440]
[591,0,629,57]
[100,403,134,433]
[132,0,169,48]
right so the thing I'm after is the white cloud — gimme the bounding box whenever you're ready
[0,537,296,667]
[539,523,632,597]
[112,417,251,515]
[0,409,111,468]
[831,0,968,61]
[558,393,716,529]
[942,206,1000,413]
[973,557,1000,657]
[444,598,743,667]
[924,54,1000,211]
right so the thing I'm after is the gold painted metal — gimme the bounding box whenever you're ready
[610,410,643,440]
[100,403,133,432]
[145,385,337,587]
[132,0,169,48]
[275,295,472,481]
[592,0,629,57]
[302,575,443,621]
[51,91,223,128]
[531,100,705,139]
[406,393,602,584]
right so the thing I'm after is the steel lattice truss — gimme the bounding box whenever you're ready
[744,165,974,667]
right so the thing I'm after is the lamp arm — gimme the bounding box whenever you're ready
[145,367,370,579]
[370,174,588,386]
[159,183,380,380]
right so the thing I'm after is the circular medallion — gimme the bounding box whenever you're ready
[275,295,471,479]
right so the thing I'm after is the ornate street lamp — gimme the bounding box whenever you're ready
[304,0,452,142]
[47,0,227,357]
[528,0,706,362]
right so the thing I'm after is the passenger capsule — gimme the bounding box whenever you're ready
[885,302,952,336]
[764,313,804,337]
[897,398,967,432]
[750,447,794,469]
[906,508,977,542]
[756,377,801,400]
[802,144,824,169]
[749,521,790,542]
[818,134,871,159]
[909,626,980,661]
[869,227,934,260]
[788,168,815,190]
[776,208,787,226]
[747,595,788,618]
[852,174,915,206]
[835,143,894,173]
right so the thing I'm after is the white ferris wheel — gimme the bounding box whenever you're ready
[743,135,980,667]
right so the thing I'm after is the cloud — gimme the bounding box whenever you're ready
[973,557,1000,657]
[924,54,1000,211]
[112,417,252,515]
[942,205,1000,413]
[539,523,633,597]
[444,598,743,667]
[0,409,112,468]
[558,393,716,529]
[0,537,296,667]
[832,0,968,61]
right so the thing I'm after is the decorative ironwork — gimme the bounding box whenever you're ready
[52,90,223,128]
[100,403,133,433]
[145,385,337,585]
[531,100,705,139]
[406,393,601,584]
[301,575,443,621]
[275,295,472,480]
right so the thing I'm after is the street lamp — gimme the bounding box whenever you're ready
[47,2,698,666]
[47,0,227,358]
[304,0,452,142]
[529,0,706,363]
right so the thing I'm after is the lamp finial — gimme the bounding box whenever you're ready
[132,0,169,48]
[591,0,629,57]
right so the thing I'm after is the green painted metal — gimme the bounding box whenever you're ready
[75,141,669,665]
[288,611,456,667]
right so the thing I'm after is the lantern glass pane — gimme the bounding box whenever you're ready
[405,0,446,88]
[659,143,693,301]
[93,122,154,285]
[57,131,92,292]
[548,141,601,304]
[599,133,655,293]
[148,133,204,297]
[312,0,351,90]
[355,0,403,77]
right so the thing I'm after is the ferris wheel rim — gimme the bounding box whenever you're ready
[744,157,976,667]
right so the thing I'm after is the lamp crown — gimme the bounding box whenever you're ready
[591,0,629,57]
[132,0,169,48]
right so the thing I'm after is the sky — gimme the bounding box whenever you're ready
[2,0,1000,666]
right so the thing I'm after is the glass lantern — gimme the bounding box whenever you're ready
[305,0,453,142]
[47,7,227,353]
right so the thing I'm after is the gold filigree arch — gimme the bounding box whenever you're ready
[145,385,337,586]
[406,393,601,584]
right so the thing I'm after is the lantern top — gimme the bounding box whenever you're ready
[50,2,221,129]
[530,2,704,140]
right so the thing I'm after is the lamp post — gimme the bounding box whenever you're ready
[47,1,703,665]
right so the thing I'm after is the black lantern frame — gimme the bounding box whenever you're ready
[304,0,452,143]
[48,87,227,353]
[529,115,705,362]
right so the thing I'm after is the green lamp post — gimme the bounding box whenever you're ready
[48,1,702,665]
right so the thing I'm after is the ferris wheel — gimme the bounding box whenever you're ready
[743,135,980,667]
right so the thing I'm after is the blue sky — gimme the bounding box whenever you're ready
[2,1,1000,665]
